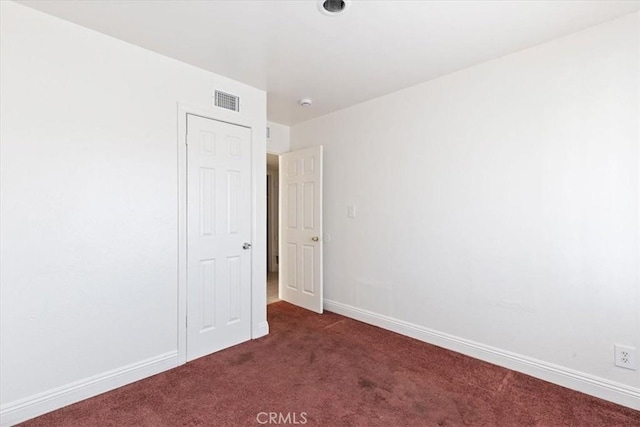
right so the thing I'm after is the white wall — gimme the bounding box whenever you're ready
[267,121,291,154]
[291,13,640,408]
[0,2,267,424]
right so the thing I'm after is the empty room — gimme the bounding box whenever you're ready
[1,0,639,425]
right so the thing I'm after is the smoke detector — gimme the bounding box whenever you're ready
[318,0,350,16]
[299,98,313,107]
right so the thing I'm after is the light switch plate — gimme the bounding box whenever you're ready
[347,205,356,218]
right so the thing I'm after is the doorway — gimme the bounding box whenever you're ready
[265,146,324,313]
[266,153,280,304]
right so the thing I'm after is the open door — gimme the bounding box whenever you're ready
[279,146,323,313]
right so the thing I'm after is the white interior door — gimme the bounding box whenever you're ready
[279,146,323,313]
[186,114,252,361]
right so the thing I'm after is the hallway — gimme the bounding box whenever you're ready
[267,272,279,305]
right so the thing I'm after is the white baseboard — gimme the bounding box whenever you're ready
[323,299,640,411]
[254,321,270,339]
[0,351,178,427]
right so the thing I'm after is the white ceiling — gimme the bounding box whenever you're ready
[20,0,640,125]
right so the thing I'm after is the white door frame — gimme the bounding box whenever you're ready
[177,102,269,365]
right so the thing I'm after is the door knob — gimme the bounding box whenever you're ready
[311,236,319,242]
[242,242,252,250]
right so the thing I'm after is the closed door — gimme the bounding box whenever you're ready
[280,146,323,313]
[187,114,252,361]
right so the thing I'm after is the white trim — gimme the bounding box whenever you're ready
[323,299,640,411]
[255,321,270,338]
[0,352,178,427]
[177,102,268,365]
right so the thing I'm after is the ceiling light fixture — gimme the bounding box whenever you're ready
[317,0,350,17]
[299,98,313,107]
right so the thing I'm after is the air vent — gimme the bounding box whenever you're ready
[214,90,240,112]
[266,127,271,139]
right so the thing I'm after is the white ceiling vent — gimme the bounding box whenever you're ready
[214,90,240,112]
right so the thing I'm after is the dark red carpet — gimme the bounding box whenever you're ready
[23,302,640,426]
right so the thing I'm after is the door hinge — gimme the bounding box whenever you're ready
[185,316,188,328]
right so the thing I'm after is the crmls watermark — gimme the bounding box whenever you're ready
[256,412,308,425]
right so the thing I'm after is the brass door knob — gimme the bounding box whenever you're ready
[311,236,319,242]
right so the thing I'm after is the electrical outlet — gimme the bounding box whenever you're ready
[614,344,637,370]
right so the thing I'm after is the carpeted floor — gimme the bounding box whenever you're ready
[23,302,640,426]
